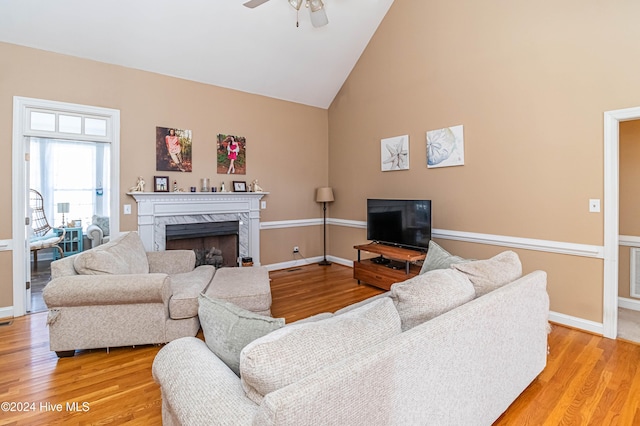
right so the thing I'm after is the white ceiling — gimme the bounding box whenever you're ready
[0,0,394,109]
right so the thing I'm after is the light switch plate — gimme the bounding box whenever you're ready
[124,204,132,215]
[589,199,600,213]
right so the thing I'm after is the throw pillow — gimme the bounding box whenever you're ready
[451,250,522,297]
[419,240,468,274]
[198,294,285,376]
[73,231,149,275]
[390,268,476,331]
[240,297,401,404]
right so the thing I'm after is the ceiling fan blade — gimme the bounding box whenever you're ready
[243,0,271,8]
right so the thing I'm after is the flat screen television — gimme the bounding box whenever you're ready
[366,199,432,251]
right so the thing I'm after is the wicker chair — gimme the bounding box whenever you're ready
[29,189,65,268]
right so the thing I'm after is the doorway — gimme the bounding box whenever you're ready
[28,137,112,312]
[615,119,640,341]
[603,106,640,339]
[12,97,121,317]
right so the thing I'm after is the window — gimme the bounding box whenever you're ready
[27,109,109,139]
[30,138,110,231]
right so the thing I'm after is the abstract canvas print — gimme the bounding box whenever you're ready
[156,127,192,172]
[381,135,409,171]
[217,134,246,175]
[426,125,464,168]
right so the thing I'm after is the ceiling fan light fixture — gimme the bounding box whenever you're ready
[308,0,328,27]
[307,0,324,13]
[288,0,303,10]
[309,6,328,27]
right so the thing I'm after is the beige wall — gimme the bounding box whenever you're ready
[619,120,640,299]
[261,227,325,265]
[327,0,640,322]
[0,252,12,308]
[4,1,640,324]
[0,42,329,309]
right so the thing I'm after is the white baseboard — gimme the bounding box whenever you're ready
[264,255,352,271]
[619,297,640,311]
[263,256,324,271]
[0,306,14,319]
[548,311,603,335]
[326,256,353,267]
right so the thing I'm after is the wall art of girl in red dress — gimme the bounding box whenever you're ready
[217,134,246,175]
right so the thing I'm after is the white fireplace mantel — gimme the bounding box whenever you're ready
[128,192,268,266]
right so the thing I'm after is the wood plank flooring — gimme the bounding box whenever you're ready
[0,263,639,425]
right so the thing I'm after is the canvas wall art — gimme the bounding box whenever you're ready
[217,134,246,175]
[381,135,409,171]
[426,125,464,168]
[156,127,192,172]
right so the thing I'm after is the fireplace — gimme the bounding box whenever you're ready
[129,192,267,266]
[165,221,239,267]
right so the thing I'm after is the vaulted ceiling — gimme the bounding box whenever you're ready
[0,0,395,108]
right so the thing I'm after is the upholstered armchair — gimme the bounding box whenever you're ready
[86,215,110,248]
[43,231,215,357]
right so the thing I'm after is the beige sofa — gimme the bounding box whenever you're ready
[43,231,215,357]
[152,251,549,425]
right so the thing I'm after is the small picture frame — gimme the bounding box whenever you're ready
[233,181,247,192]
[154,176,169,192]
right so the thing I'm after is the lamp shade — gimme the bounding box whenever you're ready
[315,187,334,203]
[57,202,70,214]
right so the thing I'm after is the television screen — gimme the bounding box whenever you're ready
[366,199,431,251]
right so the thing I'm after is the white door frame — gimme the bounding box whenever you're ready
[603,106,640,339]
[12,96,120,317]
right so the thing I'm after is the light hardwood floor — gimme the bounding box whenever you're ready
[1,263,640,425]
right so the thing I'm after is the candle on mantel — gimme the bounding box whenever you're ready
[201,178,210,192]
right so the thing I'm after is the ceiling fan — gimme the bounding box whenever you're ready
[243,0,329,28]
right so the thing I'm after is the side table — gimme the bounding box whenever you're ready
[53,227,83,259]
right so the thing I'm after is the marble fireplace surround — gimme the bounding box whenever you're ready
[129,192,267,266]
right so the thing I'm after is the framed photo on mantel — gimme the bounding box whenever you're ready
[154,176,169,192]
[233,181,247,192]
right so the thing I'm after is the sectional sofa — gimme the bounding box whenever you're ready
[153,249,550,425]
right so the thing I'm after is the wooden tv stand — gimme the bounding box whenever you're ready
[353,243,426,291]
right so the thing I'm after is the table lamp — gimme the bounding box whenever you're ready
[57,202,70,227]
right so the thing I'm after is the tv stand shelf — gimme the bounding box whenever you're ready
[353,243,426,291]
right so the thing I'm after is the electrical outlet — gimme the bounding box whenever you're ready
[293,246,299,254]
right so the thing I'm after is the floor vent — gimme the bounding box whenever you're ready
[631,248,640,298]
